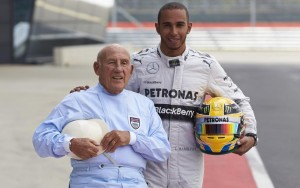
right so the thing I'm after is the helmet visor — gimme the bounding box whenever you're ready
[196,123,240,135]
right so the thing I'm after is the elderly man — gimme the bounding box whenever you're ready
[32,44,171,188]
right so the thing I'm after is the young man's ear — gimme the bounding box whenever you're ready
[187,23,192,34]
[155,23,160,35]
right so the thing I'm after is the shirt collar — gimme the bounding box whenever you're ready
[97,83,126,96]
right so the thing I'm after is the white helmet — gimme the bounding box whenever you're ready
[62,119,109,160]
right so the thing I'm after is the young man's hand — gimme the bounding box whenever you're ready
[233,136,255,156]
[69,85,89,93]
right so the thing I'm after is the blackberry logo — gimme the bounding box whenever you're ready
[155,104,198,121]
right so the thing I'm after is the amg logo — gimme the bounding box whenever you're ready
[204,117,229,123]
[145,88,199,101]
[155,104,198,122]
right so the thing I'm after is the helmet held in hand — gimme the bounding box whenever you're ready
[195,97,245,155]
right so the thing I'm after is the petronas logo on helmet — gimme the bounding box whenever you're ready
[203,117,229,123]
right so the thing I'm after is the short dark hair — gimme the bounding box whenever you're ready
[157,2,189,23]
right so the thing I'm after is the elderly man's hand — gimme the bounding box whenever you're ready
[100,130,130,153]
[69,85,89,93]
[69,138,99,160]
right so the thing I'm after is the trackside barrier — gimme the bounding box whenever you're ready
[54,44,106,66]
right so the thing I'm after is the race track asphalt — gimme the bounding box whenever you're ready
[223,63,300,188]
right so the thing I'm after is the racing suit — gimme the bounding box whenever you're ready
[127,45,257,188]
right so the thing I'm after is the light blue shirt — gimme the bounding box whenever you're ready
[32,84,170,170]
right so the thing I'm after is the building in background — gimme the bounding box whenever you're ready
[0,0,114,64]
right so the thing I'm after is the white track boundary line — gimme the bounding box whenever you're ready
[245,147,275,188]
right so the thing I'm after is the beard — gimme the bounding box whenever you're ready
[162,37,187,52]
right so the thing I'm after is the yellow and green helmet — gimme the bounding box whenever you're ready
[195,97,245,155]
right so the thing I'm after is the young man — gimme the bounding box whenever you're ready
[32,44,171,188]
[127,2,257,188]
[71,2,258,188]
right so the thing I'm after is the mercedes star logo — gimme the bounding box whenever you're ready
[146,62,159,74]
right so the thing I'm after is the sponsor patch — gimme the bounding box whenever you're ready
[168,59,180,67]
[146,62,159,74]
[130,117,140,129]
[155,104,198,122]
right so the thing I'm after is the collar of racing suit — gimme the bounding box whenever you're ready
[157,44,190,68]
